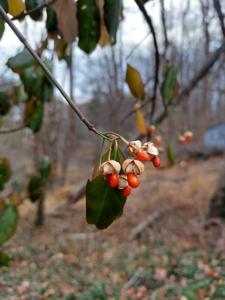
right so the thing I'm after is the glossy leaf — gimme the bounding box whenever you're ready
[20,67,43,98]
[160,64,178,105]
[0,251,10,267]
[29,103,44,133]
[135,105,147,134]
[28,175,43,202]
[166,143,176,166]
[7,49,35,74]
[8,0,25,17]
[46,7,58,37]
[97,0,112,47]
[0,174,4,191]
[24,101,44,133]
[77,0,100,54]
[13,85,27,103]
[53,0,77,44]
[104,0,121,44]
[39,157,51,180]
[126,64,145,100]
[0,158,11,185]
[25,0,43,21]
[43,79,53,102]
[86,175,126,229]
[0,205,18,246]
[0,92,11,115]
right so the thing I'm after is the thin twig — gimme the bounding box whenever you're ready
[160,0,169,55]
[0,6,104,139]
[213,0,225,38]
[126,32,151,61]
[11,0,56,21]
[0,125,26,134]
[120,40,225,125]
[134,0,160,121]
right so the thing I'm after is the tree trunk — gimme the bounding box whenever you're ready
[208,165,225,218]
[35,195,45,226]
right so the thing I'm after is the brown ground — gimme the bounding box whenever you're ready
[0,156,225,300]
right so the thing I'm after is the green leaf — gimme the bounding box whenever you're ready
[28,175,43,202]
[0,92,11,115]
[20,66,44,98]
[0,158,11,184]
[25,0,43,20]
[0,251,10,267]
[160,65,178,105]
[0,15,5,40]
[166,143,176,166]
[0,174,4,191]
[28,102,44,133]
[7,49,35,74]
[0,205,18,246]
[39,157,51,180]
[86,175,127,229]
[77,0,100,54]
[104,0,121,44]
[46,7,58,35]
[43,79,53,102]
[24,101,44,133]
[0,0,8,12]
[14,85,27,103]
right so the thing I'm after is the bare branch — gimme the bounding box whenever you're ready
[121,40,225,125]
[160,0,169,54]
[0,125,26,134]
[134,0,160,121]
[213,0,225,38]
[0,6,105,139]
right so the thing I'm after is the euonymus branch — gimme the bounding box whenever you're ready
[0,5,109,141]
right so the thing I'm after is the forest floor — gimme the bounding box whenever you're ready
[0,156,225,300]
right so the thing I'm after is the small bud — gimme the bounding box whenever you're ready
[99,160,121,175]
[122,159,144,175]
[118,175,128,190]
[128,140,142,154]
[143,142,159,157]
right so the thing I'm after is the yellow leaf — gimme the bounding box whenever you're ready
[8,0,25,17]
[135,105,147,134]
[96,0,112,47]
[126,64,145,100]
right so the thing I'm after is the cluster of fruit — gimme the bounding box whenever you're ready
[178,130,193,145]
[99,140,160,197]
